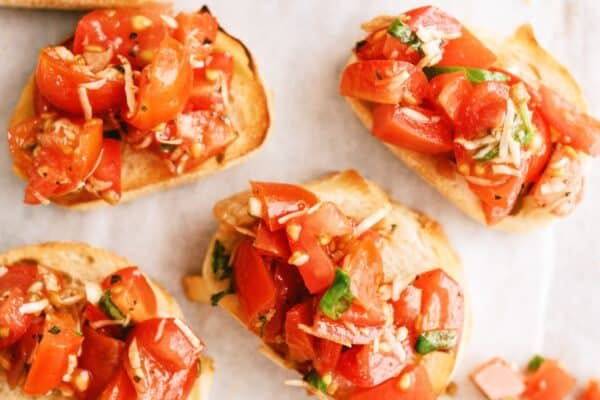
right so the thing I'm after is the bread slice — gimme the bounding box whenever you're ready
[0,242,213,400]
[9,11,271,210]
[344,24,590,232]
[0,0,168,9]
[184,169,470,395]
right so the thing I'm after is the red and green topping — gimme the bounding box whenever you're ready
[212,181,464,398]
[0,262,203,399]
[341,5,600,225]
[8,5,236,205]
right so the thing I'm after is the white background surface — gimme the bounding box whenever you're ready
[0,0,599,398]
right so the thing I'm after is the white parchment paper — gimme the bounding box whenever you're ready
[0,0,599,398]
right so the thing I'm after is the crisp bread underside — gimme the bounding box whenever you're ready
[0,242,214,400]
[345,24,590,232]
[184,170,471,396]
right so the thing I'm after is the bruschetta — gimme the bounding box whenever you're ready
[184,170,468,398]
[8,4,269,208]
[340,6,599,231]
[0,242,211,399]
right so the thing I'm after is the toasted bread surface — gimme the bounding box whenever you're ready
[10,18,270,210]
[344,24,589,232]
[0,242,212,400]
[184,170,469,395]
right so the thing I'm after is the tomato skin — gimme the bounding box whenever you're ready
[7,319,44,388]
[309,312,383,346]
[372,104,453,154]
[24,312,85,395]
[93,138,122,203]
[393,285,422,331]
[83,302,122,337]
[524,360,576,400]
[285,301,316,362]
[36,47,124,116]
[99,367,137,400]
[337,343,408,388]
[356,29,420,63]
[292,202,354,238]
[405,6,462,38]
[102,266,158,323]
[582,380,600,400]
[79,325,126,399]
[254,222,291,259]
[343,237,383,311]
[0,288,34,350]
[251,182,319,231]
[315,339,342,375]
[459,81,510,135]
[340,60,429,104]
[174,11,218,61]
[233,239,277,326]
[539,85,600,156]
[124,37,193,130]
[412,269,464,334]
[525,111,552,185]
[430,71,473,123]
[348,364,436,400]
[0,263,39,293]
[438,27,497,68]
[187,52,234,111]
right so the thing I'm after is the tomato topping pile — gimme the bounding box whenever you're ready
[211,181,464,398]
[8,6,236,205]
[0,262,204,399]
[340,5,600,224]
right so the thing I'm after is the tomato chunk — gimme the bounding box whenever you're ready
[92,138,122,204]
[7,319,44,388]
[0,263,39,293]
[372,104,453,154]
[291,202,354,238]
[314,339,342,375]
[582,380,600,400]
[459,81,510,134]
[174,11,219,61]
[187,52,234,111]
[99,367,137,400]
[524,359,576,400]
[340,60,429,104]
[102,266,158,323]
[349,364,436,399]
[342,236,383,311]
[0,288,33,350]
[337,343,408,388]
[285,301,316,362]
[254,222,290,259]
[356,29,420,64]
[429,71,472,123]
[438,28,497,68]
[393,285,422,331]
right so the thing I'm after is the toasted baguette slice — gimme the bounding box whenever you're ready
[184,170,470,395]
[0,242,213,400]
[0,0,169,9]
[344,24,590,232]
[10,11,270,210]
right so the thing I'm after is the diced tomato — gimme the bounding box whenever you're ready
[24,312,85,395]
[291,202,354,238]
[348,364,436,400]
[79,325,126,399]
[525,111,552,185]
[337,343,408,388]
[233,239,277,325]
[285,301,316,362]
[470,358,525,400]
[339,303,386,327]
[254,222,291,259]
[429,71,473,123]
[36,47,124,116]
[438,27,497,68]
[92,138,122,204]
[33,84,55,114]
[0,288,33,350]
[314,339,342,375]
[524,359,576,400]
[340,60,429,104]
[582,380,600,400]
[124,37,193,130]
[372,104,453,154]
[342,236,383,311]
[0,263,39,293]
[412,269,463,333]
[404,6,462,39]
[174,11,219,61]
[356,29,420,64]
[539,85,600,156]
[250,181,319,231]
[83,302,122,338]
[73,6,171,68]
[458,81,510,135]
[99,367,137,400]
[102,266,158,323]
[393,285,422,331]
[308,311,383,346]
[7,319,44,388]
[187,52,234,111]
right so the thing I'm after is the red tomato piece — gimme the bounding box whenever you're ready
[0,288,34,350]
[102,266,158,323]
[340,60,429,104]
[582,380,600,400]
[337,343,408,388]
[285,301,316,362]
[307,311,383,346]
[372,104,453,154]
[36,47,124,116]
[539,85,600,156]
[124,37,193,130]
[459,81,510,135]
[0,263,39,293]
[83,302,122,338]
[79,325,126,399]
[349,364,436,399]
[412,269,464,333]
[438,27,497,68]
[187,52,234,111]
[339,303,386,328]
[33,84,55,114]
[314,339,342,375]
[356,29,420,64]
[404,6,462,39]
[24,312,85,395]
[429,71,473,123]
[290,202,354,238]
[174,11,218,61]
[73,7,171,68]
[342,236,383,311]
[254,222,291,259]
[233,239,277,325]
[393,285,422,331]
[99,367,137,400]
[92,138,122,204]
[6,319,44,388]
[524,360,576,400]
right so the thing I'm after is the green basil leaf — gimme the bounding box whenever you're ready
[474,146,499,162]
[303,370,328,393]
[319,269,354,320]
[212,240,232,281]
[515,102,535,145]
[424,66,509,84]
[99,290,126,321]
[527,355,545,372]
[415,330,458,355]
[387,19,421,51]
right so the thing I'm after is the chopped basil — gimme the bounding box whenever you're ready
[48,326,61,335]
[355,39,367,53]
[319,269,354,320]
[212,240,232,281]
[474,146,499,162]
[515,102,535,145]
[210,284,234,306]
[99,290,126,321]
[423,66,509,84]
[527,355,545,372]
[415,330,458,355]
[387,18,421,50]
[303,370,328,393]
